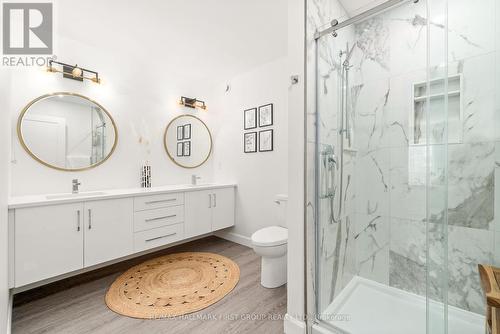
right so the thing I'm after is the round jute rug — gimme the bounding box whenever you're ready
[105,252,240,319]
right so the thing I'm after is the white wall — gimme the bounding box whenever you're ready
[1,70,12,333]
[9,38,214,196]
[9,0,288,197]
[211,58,289,240]
[285,0,306,332]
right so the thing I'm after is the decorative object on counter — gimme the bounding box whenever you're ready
[259,129,273,152]
[17,92,117,171]
[72,179,81,194]
[258,103,273,127]
[244,132,257,153]
[244,108,257,130]
[47,60,101,84]
[164,115,212,168]
[141,163,151,188]
[179,96,207,110]
[105,252,240,319]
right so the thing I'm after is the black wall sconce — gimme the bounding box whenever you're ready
[179,96,207,110]
[47,60,101,84]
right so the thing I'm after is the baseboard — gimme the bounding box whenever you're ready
[6,291,12,334]
[214,231,253,248]
[284,314,306,334]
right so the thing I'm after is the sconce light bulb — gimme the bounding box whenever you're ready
[72,67,83,78]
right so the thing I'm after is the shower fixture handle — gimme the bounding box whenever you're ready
[320,146,337,199]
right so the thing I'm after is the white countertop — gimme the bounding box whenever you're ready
[8,183,237,209]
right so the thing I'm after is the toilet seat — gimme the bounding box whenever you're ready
[251,226,288,247]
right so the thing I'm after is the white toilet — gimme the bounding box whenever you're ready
[251,195,288,288]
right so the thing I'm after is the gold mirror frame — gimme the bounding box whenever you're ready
[17,92,118,172]
[164,114,213,169]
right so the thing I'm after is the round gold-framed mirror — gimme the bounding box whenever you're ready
[164,115,212,169]
[17,92,118,172]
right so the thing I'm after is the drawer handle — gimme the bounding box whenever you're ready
[145,199,177,205]
[76,210,81,232]
[145,215,177,222]
[88,209,92,230]
[145,233,177,242]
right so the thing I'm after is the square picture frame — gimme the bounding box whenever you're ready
[258,103,273,127]
[183,124,191,140]
[177,126,184,140]
[259,129,273,152]
[183,141,191,156]
[244,132,257,153]
[177,142,184,156]
[244,108,257,130]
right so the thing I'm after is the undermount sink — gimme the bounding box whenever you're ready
[190,183,214,187]
[46,191,107,200]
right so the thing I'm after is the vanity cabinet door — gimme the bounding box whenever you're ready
[184,190,213,239]
[212,187,235,231]
[83,198,133,267]
[15,203,84,287]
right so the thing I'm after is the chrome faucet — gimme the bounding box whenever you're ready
[191,174,201,186]
[72,179,81,194]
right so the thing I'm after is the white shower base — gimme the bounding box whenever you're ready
[317,276,485,334]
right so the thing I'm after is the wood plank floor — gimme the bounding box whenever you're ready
[12,236,287,334]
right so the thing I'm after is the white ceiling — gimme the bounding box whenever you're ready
[55,0,288,86]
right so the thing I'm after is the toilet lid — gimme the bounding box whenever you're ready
[251,226,288,247]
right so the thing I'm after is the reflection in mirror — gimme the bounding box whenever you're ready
[164,115,212,169]
[18,93,117,171]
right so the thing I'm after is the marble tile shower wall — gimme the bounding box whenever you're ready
[307,0,500,315]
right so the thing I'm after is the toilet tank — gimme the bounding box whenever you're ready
[275,194,288,228]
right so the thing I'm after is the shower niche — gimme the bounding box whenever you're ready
[411,74,463,145]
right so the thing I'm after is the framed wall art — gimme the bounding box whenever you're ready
[244,108,257,130]
[258,103,273,127]
[244,132,257,153]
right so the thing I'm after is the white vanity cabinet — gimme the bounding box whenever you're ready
[14,203,84,287]
[84,198,133,267]
[184,190,213,238]
[184,187,235,238]
[14,198,133,287]
[9,184,236,289]
[212,187,235,231]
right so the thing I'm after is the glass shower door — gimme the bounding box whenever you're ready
[310,0,451,333]
[310,0,497,332]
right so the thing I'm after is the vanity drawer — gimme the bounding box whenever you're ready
[134,193,184,211]
[133,206,184,232]
[134,223,184,252]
